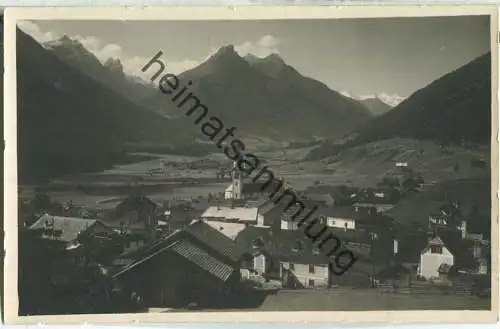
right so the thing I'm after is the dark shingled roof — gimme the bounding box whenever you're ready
[112,220,245,278]
[235,225,368,265]
[385,179,490,226]
[115,195,160,214]
[169,239,234,281]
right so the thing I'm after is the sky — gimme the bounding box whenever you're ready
[19,16,490,106]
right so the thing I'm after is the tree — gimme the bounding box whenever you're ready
[31,193,52,213]
[402,177,419,192]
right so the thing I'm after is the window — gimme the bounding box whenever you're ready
[431,246,443,254]
[309,264,315,273]
[308,279,315,287]
[289,262,295,270]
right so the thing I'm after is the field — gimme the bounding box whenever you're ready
[153,289,490,312]
[257,289,490,311]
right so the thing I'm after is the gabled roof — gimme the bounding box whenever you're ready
[307,193,335,203]
[235,225,367,265]
[421,236,449,254]
[169,239,234,281]
[115,195,160,213]
[429,236,445,246]
[29,214,98,242]
[112,220,245,278]
[184,220,246,264]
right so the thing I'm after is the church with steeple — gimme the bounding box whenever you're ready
[224,160,243,200]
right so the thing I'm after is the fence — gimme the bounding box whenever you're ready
[375,281,473,296]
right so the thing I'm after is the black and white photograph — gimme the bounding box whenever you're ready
[3,6,498,324]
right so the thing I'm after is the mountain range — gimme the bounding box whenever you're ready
[44,38,374,140]
[353,52,491,145]
[143,45,374,139]
[16,29,195,183]
[305,52,491,160]
[17,29,491,182]
[44,35,156,107]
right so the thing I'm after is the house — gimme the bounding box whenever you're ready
[279,200,325,231]
[163,203,200,232]
[107,195,163,240]
[307,193,335,207]
[418,236,454,280]
[29,213,114,246]
[112,220,246,308]
[320,206,356,230]
[29,213,118,265]
[428,203,468,239]
[235,226,367,289]
[353,203,395,215]
[257,200,282,226]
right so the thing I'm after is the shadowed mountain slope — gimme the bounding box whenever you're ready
[17,29,192,183]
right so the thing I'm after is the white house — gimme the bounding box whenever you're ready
[418,236,454,280]
[251,246,330,288]
[321,206,356,230]
[281,260,330,288]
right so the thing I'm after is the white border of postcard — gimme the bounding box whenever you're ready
[3,5,500,325]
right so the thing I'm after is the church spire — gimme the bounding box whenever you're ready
[232,160,243,199]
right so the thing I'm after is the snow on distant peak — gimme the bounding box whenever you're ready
[358,93,406,107]
[341,91,406,107]
[340,91,355,99]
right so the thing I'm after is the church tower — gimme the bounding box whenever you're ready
[231,160,243,199]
